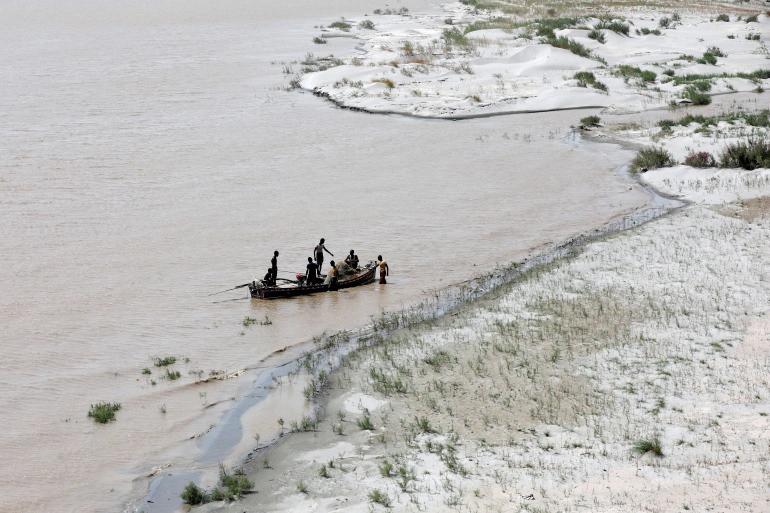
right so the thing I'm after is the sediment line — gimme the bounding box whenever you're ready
[309,88,607,120]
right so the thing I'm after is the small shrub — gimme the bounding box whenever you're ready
[659,16,670,28]
[588,29,606,43]
[719,138,770,170]
[312,36,327,44]
[181,482,208,505]
[442,27,470,47]
[641,27,662,35]
[296,480,308,494]
[368,489,392,507]
[698,52,717,65]
[716,14,730,22]
[357,415,374,430]
[745,14,758,23]
[632,437,664,457]
[154,356,176,367]
[580,115,601,127]
[88,402,121,423]
[596,20,629,35]
[684,151,716,168]
[372,78,395,89]
[707,46,726,57]
[359,19,375,29]
[683,86,711,105]
[631,146,676,173]
[141,367,151,375]
[415,416,436,433]
[546,36,592,58]
[615,65,656,83]
[329,20,351,31]
[166,369,182,380]
[747,33,760,41]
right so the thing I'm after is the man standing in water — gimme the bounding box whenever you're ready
[376,255,389,284]
[327,260,339,291]
[314,238,333,274]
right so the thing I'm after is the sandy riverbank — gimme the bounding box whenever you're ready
[204,187,770,513]
[297,2,769,118]
[194,29,770,513]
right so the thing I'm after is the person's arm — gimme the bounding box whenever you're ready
[385,263,389,276]
[324,245,334,256]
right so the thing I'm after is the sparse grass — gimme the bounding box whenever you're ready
[166,369,182,380]
[719,138,770,170]
[595,20,629,35]
[357,415,375,430]
[615,65,656,83]
[372,78,395,89]
[296,480,308,494]
[574,71,608,92]
[632,437,664,457]
[368,489,392,507]
[545,35,592,59]
[682,85,711,105]
[210,464,253,501]
[588,29,606,43]
[442,27,471,48]
[630,146,676,173]
[88,402,121,424]
[154,356,176,367]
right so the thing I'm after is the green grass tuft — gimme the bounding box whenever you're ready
[631,147,676,173]
[719,138,770,170]
[632,437,664,456]
[88,402,121,423]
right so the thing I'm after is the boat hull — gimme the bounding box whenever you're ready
[249,265,376,299]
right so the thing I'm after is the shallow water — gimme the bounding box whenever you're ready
[0,1,646,512]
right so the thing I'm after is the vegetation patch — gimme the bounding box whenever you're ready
[587,29,606,43]
[682,85,711,105]
[329,20,351,31]
[631,146,676,173]
[153,356,176,367]
[88,402,121,424]
[180,465,253,505]
[574,71,608,92]
[595,20,629,35]
[684,151,717,168]
[614,65,656,83]
[372,78,395,89]
[632,437,664,457]
[580,115,601,128]
[719,138,770,170]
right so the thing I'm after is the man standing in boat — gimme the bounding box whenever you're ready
[305,256,321,285]
[314,238,333,274]
[266,250,279,286]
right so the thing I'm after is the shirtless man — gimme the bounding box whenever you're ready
[314,238,333,274]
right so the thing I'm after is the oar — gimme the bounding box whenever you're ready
[207,283,252,296]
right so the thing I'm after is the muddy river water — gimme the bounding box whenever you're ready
[0,1,648,511]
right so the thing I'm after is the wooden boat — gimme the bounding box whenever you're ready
[249,262,376,299]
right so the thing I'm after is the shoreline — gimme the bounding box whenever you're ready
[136,154,673,512]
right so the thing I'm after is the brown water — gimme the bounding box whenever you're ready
[0,1,647,512]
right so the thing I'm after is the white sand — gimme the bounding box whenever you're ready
[298,6,770,117]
